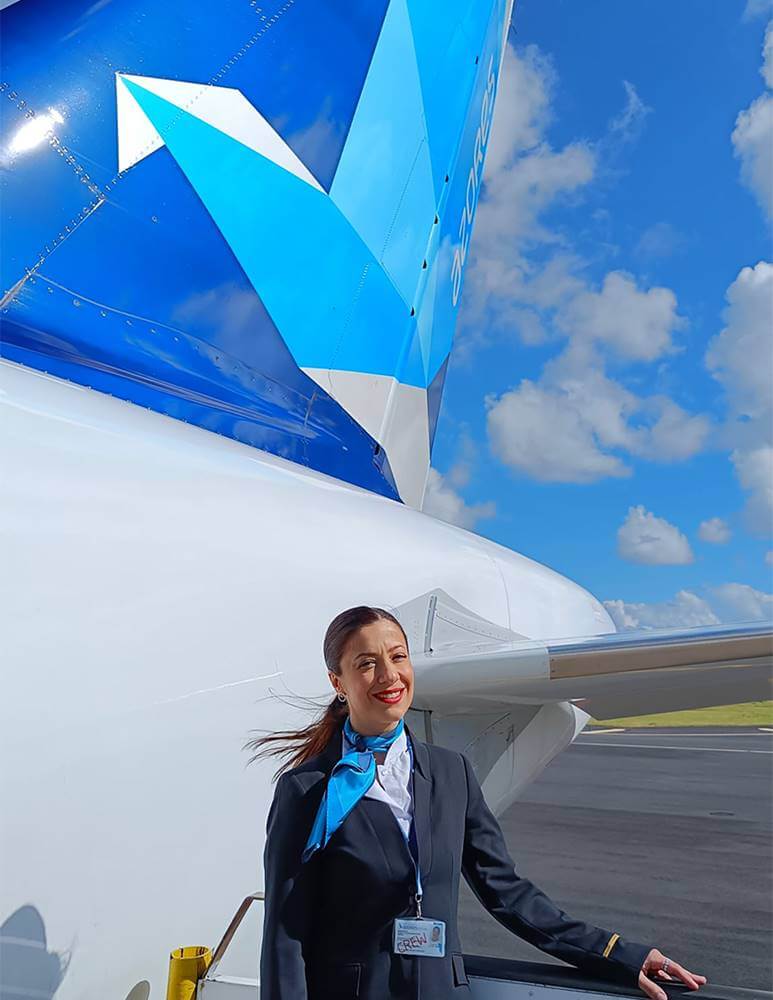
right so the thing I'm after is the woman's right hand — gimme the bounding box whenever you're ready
[637,948,707,1000]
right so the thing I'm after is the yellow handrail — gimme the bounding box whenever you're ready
[165,891,265,996]
[165,945,212,1000]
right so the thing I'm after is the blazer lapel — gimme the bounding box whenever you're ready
[406,726,433,879]
[316,731,343,775]
[316,723,433,881]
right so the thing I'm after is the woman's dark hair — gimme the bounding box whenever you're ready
[244,605,409,776]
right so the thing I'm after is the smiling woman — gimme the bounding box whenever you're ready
[328,616,414,733]
[244,606,413,773]
[246,606,706,1000]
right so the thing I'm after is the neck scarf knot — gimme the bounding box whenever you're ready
[302,718,405,863]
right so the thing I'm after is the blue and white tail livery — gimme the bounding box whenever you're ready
[3,5,772,1000]
[2,0,509,507]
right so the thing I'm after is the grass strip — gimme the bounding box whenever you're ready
[591,700,773,728]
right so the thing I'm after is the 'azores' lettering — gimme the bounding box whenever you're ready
[451,53,497,307]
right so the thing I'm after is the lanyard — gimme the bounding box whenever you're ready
[404,740,423,916]
[345,729,423,916]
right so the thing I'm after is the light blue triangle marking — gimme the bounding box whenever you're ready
[407,0,501,203]
[330,0,436,309]
[122,78,426,387]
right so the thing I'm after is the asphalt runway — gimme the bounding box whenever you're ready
[458,727,773,991]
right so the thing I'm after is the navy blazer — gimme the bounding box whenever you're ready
[259,725,651,999]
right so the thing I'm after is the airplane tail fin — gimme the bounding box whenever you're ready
[1,0,512,507]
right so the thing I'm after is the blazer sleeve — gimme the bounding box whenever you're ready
[260,772,316,1000]
[459,752,652,987]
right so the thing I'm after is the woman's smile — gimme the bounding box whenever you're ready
[372,686,405,705]
[330,617,415,734]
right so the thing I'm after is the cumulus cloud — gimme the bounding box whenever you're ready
[459,44,596,348]
[706,261,773,425]
[605,591,719,630]
[484,344,709,483]
[698,517,731,544]
[732,94,773,219]
[711,582,773,622]
[732,22,773,218]
[706,262,773,533]
[484,43,556,173]
[638,396,711,461]
[421,468,496,530]
[617,505,694,565]
[486,377,631,483]
[556,270,685,362]
[605,583,773,630]
[764,20,773,87]
[733,445,773,533]
[457,42,708,486]
[744,0,773,21]
[421,433,496,528]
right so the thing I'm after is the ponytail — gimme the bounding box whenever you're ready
[244,605,408,778]
[244,696,348,776]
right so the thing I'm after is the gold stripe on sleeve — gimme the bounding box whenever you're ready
[602,933,620,959]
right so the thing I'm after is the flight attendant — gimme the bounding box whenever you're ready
[252,606,707,1000]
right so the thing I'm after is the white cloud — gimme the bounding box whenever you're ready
[475,140,595,256]
[604,583,773,630]
[744,0,773,21]
[556,270,685,362]
[711,582,773,622]
[485,377,631,483]
[458,42,708,486]
[732,24,773,219]
[637,396,710,462]
[421,468,496,530]
[706,262,773,533]
[635,221,687,259]
[732,93,773,220]
[422,432,489,525]
[459,44,596,348]
[484,346,709,484]
[733,445,773,533]
[607,80,652,144]
[705,262,773,423]
[484,44,556,173]
[617,505,694,565]
[765,550,773,565]
[443,431,478,490]
[605,591,719,630]
[698,517,731,544]
[763,21,773,87]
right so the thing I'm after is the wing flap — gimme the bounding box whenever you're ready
[399,590,772,718]
[548,624,771,678]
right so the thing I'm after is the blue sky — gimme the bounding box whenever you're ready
[426,0,773,629]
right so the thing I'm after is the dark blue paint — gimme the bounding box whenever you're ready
[1,0,399,497]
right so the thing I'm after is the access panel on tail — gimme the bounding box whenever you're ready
[1,0,510,507]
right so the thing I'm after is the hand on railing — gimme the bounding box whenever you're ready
[638,949,707,1000]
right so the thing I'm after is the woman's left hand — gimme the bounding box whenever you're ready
[638,948,708,1000]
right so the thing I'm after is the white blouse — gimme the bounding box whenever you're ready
[342,727,413,839]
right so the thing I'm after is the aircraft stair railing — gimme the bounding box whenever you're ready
[168,892,773,1000]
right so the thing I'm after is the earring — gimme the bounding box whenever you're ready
[337,692,347,703]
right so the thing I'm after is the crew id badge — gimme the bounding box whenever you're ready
[393,917,446,958]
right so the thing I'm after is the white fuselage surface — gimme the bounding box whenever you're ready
[1,361,611,999]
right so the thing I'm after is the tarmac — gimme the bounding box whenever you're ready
[458,727,773,991]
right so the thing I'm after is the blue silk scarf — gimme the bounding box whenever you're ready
[302,717,405,863]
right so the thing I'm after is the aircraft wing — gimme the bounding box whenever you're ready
[400,591,773,720]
